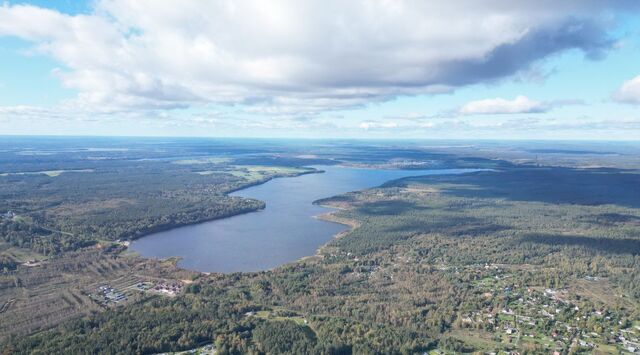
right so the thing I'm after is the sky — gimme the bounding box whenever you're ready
[0,1,639,139]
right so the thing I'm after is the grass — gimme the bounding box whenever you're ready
[227,165,310,182]
[172,157,231,165]
[254,308,307,326]
[569,278,635,309]
[519,334,554,347]
[0,247,196,341]
[13,215,24,221]
[0,169,94,177]
[448,329,502,351]
[0,242,46,263]
[195,165,311,181]
[592,343,618,354]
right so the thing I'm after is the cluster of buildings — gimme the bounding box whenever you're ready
[92,280,183,307]
[151,282,182,297]
[96,285,127,305]
[158,343,216,355]
[1,211,15,220]
[130,281,182,296]
[454,266,640,354]
[617,329,640,353]
[22,259,41,267]
[132,281,153,291]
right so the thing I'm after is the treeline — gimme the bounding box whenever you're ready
[327,174,640,268]
[4,282,439,355]
[613,268,640,301]
[33,196,265,241]
[0,195,264,255]
[0,220,96,256]
[0,159,275,254]
[0,254,18,272]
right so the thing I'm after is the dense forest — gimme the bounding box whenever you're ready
[1,139,639,354]
[0,150,325,255]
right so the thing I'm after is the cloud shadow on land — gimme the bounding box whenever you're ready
[396,166,640,208]
[519,233,640,255]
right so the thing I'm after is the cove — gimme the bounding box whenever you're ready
[130,165,478,273]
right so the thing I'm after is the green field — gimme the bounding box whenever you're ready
[253,307,308,326]
[227,165,312,182]
[172,157,232,165]
[0,169,94,177]
[0,241,46,263]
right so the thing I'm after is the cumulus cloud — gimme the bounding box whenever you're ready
[460,95,546,115]
[0,1,636,116]
[612,75,640,104]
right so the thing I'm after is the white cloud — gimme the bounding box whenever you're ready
[459,95,546,115]
[359,120,399,130]
[354,115,640,135]
[612,75,640,104]
[0,1,635,117]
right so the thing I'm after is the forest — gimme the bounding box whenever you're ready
[0,141,325,255]
[1,138,639,354]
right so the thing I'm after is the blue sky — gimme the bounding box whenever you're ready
[0,1,639,139]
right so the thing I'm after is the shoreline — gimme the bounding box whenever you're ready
[225,167,322,195]
[126,165,474,247]
[295,203,361,264]
[124,167,324,245]
[127,166,477,273]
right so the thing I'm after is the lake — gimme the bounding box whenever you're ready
[130,165,478,272]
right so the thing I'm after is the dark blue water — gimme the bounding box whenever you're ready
[130,166,477,272]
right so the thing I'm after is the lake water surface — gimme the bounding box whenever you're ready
[130,166,477,272]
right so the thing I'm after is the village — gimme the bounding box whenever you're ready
[330,252,639,354]
[453,264,640,354]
